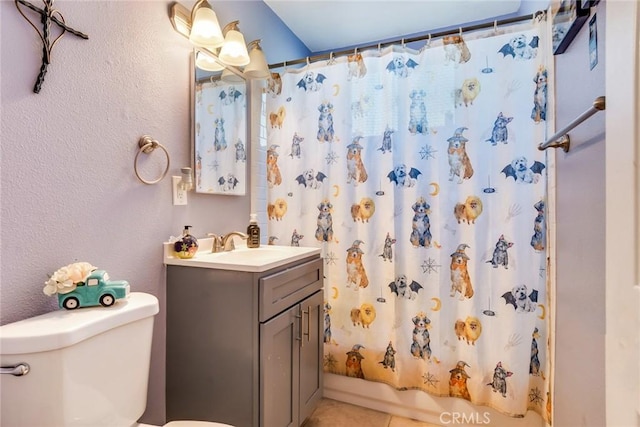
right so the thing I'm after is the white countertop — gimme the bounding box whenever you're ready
[163,237,321,272]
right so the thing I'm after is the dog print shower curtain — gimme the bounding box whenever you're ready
[266,17,552,422]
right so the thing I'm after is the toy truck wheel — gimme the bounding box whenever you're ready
[100,294,115,307]
[63,297,80,310]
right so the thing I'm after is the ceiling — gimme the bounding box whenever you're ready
[263,0,524,53]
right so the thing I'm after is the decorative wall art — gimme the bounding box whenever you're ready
[552,0,590,55]
[15,0,89,93]
[588,14,598,70]
[580,0,599,9]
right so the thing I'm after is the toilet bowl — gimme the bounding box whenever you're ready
[0,292,234,427]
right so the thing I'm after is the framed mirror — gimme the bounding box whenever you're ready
[193,53,247,195]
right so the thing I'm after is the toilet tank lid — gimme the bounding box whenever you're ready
[0,292,159,355]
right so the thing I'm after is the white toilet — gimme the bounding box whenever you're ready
[0,292,233,427]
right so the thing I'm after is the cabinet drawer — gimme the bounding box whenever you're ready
[259,257,323,322]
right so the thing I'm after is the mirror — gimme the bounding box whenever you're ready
[193,53,247,195]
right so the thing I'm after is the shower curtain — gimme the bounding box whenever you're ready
[266,17,552,422]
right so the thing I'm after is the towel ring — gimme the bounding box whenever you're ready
[134,135,170,185]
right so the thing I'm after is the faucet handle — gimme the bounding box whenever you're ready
[226,239,236,251]
[207,233,223,253]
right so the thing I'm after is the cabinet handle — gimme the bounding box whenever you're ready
[295,312,303,344]
[302,307,310,344]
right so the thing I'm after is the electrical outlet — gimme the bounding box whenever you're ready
[172,176,188,205]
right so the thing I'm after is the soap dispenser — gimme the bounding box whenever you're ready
[174,225,199,259]
[247,214,260,248]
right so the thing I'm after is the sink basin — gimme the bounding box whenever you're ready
[212,245,294,261]
[163,238,320,272]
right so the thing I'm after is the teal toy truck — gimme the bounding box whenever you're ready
[58,270,130,310]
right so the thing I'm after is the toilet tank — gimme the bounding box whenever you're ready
[0,292,159,427]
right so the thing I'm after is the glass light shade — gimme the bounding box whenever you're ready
[219,22,250,67]
[221,67,246,83]
[195,51,225,72]
[244,40,270,79]
[189,1,224,48]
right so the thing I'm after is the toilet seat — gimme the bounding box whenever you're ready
[165,422,234,427]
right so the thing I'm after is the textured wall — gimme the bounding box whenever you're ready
[0,1,308,424]
[554,3,606,426]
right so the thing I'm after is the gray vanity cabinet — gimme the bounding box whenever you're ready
[166,255,323,427]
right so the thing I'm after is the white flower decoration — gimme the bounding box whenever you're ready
[43,262,97,296]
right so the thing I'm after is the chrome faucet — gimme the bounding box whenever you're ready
[207,232,248,253]
[221,231,248,251]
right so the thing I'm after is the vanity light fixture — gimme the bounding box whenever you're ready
[243,40,271,79]
[188,0,224,48]
[218,21,250,67]
[169,2,269,79]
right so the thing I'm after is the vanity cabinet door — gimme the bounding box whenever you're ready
[298,290,323,422]
[260,304,299,427]
[260,290,323,427]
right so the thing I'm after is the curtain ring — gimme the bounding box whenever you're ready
[494,20,498,33]
[420,34,431,53]
[306,57,310,67]
[134,135,170,185]
[459,27,463,36]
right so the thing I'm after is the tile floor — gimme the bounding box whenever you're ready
[303,398,441,427]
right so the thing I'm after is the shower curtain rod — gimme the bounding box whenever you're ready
[268,10,545,70]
